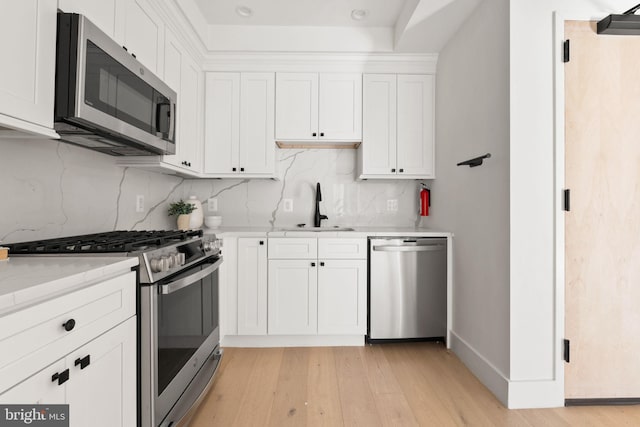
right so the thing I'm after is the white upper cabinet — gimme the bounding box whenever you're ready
[58,0,121,39]
[397,74,435,177]
[204,72,276,178]
[118,0,164,77]
[0,0,58,137]
[275,73,361,142]
[359,74,435,179]
[177,53,203,171]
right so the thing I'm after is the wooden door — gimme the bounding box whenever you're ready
[565,20,640,399]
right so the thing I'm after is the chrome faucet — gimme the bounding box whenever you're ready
[314,182,328,227]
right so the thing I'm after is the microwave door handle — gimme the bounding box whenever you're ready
[169,101,176,141]
[160,258,222,295]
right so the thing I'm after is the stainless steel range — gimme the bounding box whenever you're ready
[7,230,223,427]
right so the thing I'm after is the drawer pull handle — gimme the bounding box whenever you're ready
[75,355,91,370]
[52,369,69,386]
[62,319,76,332]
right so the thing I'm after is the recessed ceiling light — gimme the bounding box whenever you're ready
[350,9,369,21]
[236,5,253,18]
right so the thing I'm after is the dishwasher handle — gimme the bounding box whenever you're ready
[372,244,445,252]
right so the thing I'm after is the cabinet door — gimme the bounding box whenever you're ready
[0,0,57,130]
[240,73,275,174]
[0,359,66,404]
[204,73,240,174]
[268,260,318,335]
[397,74,435,178]
[361,74,397,175]
[275,73,318,140]
[66,317,136,427]
[178,54,203,172]
[318,260,367,335]
[119,0,164,76]
[160,28,184,168]
[237,238,268,335]
[319,73,362,141]
[58,0,120,39]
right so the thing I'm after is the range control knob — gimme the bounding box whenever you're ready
[150,257,165,273]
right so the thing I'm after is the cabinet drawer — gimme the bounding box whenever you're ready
[318,238,367,259]
[268,238,317,259]
[0,272,136,392]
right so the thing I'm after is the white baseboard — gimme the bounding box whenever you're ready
[221,334,365,347]
[450,331,564,409]
[449,331,509,406]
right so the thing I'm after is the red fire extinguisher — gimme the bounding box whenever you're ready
[420,184,430,216]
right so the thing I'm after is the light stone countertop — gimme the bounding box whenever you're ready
[204,226,452,238]
[0,257,139,316]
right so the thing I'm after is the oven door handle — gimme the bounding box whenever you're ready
[160,258,222,295]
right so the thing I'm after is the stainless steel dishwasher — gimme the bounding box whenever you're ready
[368,237,447,341]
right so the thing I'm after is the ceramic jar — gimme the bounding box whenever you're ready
[187,196,203,229]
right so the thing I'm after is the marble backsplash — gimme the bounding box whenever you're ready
[1,137,427,243]
[182,149,426,229]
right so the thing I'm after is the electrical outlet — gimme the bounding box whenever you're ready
[387,199,398,212]
[208,198,218,211]
[136,195,145,213]
[283,199,293,212]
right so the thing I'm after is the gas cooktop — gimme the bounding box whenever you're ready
[6,230,203,254]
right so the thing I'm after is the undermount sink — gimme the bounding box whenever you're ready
[279,226,355,232]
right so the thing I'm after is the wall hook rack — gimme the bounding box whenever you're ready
[457,153,491,168]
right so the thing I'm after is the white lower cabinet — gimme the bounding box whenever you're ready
[0,271,137,427]
[2,318,136,427]
[317,259,367,335]
[237,238,268,335]
[267,259,318,335]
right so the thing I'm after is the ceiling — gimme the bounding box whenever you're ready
[184,0,481,53]
[192,0,407,27]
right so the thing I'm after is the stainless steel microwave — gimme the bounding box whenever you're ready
[54,13,176,156]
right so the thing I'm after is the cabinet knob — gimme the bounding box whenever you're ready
[232,167,237,172]
[188,162,192,167]
[320,261,325,266]
[131,53,137,59]
[311,262,316,267]
[259,240,264,245]
[399,168,404,173]
[312,132,317,137]
[391,168,396,173]
[75,355,91,370]
[62,319,76,332]
[122,46,128,52]
[320,132,324,137]
[240,167,245,172]
[52,369,70,386]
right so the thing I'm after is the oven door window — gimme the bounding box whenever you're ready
[156,262,219,394]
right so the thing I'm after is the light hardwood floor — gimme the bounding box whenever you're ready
[190,343,640,426]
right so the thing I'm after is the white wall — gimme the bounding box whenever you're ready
[430,0,510,404]
[0,138,180,243]
[509,0,632,408]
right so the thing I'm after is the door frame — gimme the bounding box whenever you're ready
[552,11,567,402]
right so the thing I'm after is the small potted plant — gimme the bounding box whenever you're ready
[168,199,196,231]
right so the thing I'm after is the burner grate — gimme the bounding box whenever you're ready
[6,230,203,254]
